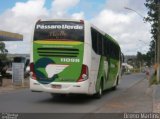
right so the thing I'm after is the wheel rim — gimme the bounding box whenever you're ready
[99,86,102,96]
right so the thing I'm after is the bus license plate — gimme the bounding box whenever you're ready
[52,85,61,89]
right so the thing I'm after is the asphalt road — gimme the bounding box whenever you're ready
[0,73,150,113]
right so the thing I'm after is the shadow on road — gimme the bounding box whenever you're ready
[36,88,116,105]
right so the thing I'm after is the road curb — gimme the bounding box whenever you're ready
[153,84,160,113]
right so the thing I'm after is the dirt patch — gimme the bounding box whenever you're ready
[0,77,29,94]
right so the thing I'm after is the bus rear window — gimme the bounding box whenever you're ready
[34,21,84,42]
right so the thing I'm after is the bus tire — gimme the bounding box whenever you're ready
[112,77,119,90]
[94,80,103,99]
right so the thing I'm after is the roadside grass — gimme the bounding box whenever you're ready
[149,73,159,85]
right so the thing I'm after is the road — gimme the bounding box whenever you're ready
[0,73,153,113]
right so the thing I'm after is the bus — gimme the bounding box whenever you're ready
[30,19,122,98]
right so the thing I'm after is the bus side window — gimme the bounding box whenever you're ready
[91,28,103,55]
[97,33,102,55]
[103,37,108,57]
[101,36,105,56]
[91,28,98,53]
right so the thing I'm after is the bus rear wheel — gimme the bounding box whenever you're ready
[112,77,119,90]
[94,81,103,99]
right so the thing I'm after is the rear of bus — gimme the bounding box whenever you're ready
[30,20,91,94]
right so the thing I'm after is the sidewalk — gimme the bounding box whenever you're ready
[0,78,29,94]
[149,68,160,113]
[153,84,160,113]
[95,79,153,113]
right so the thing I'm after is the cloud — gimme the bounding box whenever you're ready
[105,0,147,15]
[51,0,79,11]
[105,0,130,13]
[91,10,132,32]
[71,12,84,19]
[91,0,151,55]
[0,0,150,55]
[50,0,80,18]
[0,0,49,53]
[11,0,48,18]
[0,0,83,54]
[91,9,151,55]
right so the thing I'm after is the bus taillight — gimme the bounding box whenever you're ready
[30,62,36,80]
[77,64,89,82]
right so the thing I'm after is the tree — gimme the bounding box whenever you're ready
[0,41,8,60]
[145,0,159,62]
[136,51,152,68]
[0,41,9,77]
[137,52,143,62]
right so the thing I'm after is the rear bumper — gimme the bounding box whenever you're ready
[30,78,90,94]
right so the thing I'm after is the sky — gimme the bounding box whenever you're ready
[0,0,151,55]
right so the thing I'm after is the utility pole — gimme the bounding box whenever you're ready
[156,0,160,82]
